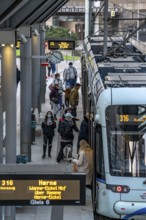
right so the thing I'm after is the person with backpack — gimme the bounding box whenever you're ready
[49,83,60,120]
[56,112,74,163]
[63,62,77,88]
[41,111,56,158]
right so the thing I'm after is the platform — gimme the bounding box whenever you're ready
[15,60,94,220]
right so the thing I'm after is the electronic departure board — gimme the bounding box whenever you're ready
[118,114,146,124]
[0,174,85,206]
[48,40,75,50]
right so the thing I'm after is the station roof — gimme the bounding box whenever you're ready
[0,0,69,29]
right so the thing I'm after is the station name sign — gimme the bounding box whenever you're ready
[0,174,85,206]
[48,40,75,50]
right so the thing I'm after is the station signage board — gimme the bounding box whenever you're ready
[48,40,75,50]
[0,174,85,206]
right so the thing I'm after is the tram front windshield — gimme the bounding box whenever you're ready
[106,105,146,177]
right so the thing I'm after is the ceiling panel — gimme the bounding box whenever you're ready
[0,0,69,29]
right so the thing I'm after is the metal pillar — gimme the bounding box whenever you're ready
[85,0,90,38]
[1,45,16,219]
[103,0,109,57]
[40,26,46,109]
[32,35,40,111]
[20,38,32,161]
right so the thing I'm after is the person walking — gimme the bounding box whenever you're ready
[57,113,74,163]
[63,62,77,88]
[64,84,71,108]
[41,111,56,158]
[52,73,64,110]
[72,139,93,189]
[49,83,60,120]
[69,83,81,117]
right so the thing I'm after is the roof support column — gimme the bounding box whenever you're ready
[20,27,32,161]
[40,24,46,108]
[0,31,16,220]
[103,0,109,56]
[32,27,40,112]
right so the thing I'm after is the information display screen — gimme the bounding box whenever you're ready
[0,174,85,206]
[48,40,75,50]
[118,114,146,124]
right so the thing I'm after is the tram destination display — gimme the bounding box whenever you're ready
[48,40,75,50]
[0,174,85,206]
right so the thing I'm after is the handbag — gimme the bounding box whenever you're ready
[72,162,77,172]
[51,97,59,104]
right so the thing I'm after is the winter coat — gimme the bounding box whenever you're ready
[69,88,79,107]
[49,87,59,104]
[59,119,74,141]
[73,149,93,185]
[78,117,89,142]
[41,121,56,137]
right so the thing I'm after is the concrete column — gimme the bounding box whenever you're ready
[20,39,32,161]
[40,28,46,108]
[1,45,16,219]
[85,0,90,38]
[103,0,109,56]
[1,45,16,162]
[32,35,40,111]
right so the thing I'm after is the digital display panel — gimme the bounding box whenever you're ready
[48,40,75,50]
[0,174,85,206]
[118,114,146,124]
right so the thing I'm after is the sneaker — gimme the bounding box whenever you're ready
[48,154,51,158]
[42,154,46,159]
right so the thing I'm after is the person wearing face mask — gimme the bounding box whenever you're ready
[41,111,56,158]
[52,73,64,110]
[56,112,74,163]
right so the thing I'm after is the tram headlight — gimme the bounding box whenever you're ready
[110,185,130,193]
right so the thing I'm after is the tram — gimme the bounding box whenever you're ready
[81,36,146,220]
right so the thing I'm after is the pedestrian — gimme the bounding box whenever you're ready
[48,61,52,77]
[63,62,77,88]
[64,84,71,108]
[31,109,37,144]
[52,73,64,110]
[49,83,60,120]
[77,112,93,153]
[69,83,81,117]
[72,139,93,189]
[56,112,74,163]
[58,108,79,135]
[41,111,56,158]
[50,62,56,77]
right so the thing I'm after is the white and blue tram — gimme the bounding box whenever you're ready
[82,37,146,220]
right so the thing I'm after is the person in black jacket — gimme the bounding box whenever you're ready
[49,83,60,120]
[58,108,79,134]
[41,111,56,158]
[77,112,93,153]
[57,113,74,163]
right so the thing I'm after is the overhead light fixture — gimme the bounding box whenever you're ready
[41,26,46,32]
[32,29,39,37]
[19,34,27,43]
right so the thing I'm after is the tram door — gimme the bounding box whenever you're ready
[92,123,105,213]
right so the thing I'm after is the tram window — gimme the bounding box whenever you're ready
[106,105,146,177]
[95,125,105,180]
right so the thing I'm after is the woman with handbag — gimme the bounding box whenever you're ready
[72,139,93,189]
[41,111,56,158]
[49,83,60,120]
